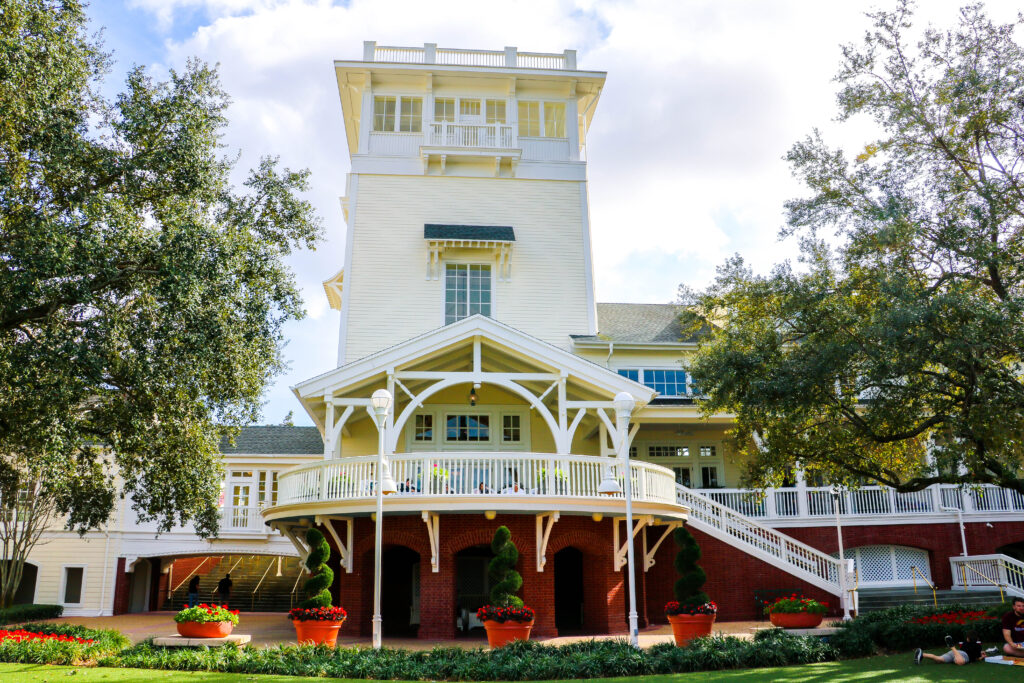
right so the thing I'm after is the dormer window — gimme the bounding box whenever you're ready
[445,264,491,324]
[374,95,422,132]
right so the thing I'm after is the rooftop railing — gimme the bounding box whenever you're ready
[363,42,577,70]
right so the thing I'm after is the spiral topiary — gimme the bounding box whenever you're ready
[488,525,524,607]
[673,526,709,607]
[299,528,334,609]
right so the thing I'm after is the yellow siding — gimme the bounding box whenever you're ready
[24,531,119,615]
[344,175,591,362]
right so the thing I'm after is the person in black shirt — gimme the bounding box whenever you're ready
[187,575,201,607]
[1002,596,1024,656]
[216,573,232,608]
[914,631,985,665]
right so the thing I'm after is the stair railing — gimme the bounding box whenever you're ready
[250,558,277,611]
[909,566,937,607]
[955,562,1005,602]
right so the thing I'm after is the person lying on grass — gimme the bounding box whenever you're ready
[914,632,985,666]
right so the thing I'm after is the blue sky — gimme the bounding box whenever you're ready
[82,0,1022,427]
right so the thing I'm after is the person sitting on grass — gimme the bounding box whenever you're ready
[1002,596,1024,657]
[914,631,984,666]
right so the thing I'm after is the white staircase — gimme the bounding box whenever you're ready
[950,554,1024,598]
[676,485,854,609]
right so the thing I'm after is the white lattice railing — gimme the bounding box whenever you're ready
[677,485,848,597]
[695,484,1024,521]
[950,554,1024,597]
[426,122,516,149]
[277,452,677,507]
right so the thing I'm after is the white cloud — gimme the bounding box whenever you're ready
[116,0,1023,422]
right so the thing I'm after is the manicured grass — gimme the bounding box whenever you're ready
[0,652,1016,682]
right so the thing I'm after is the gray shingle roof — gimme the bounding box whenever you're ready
[571,303,701,344]
[219,426,323,455]
[424,224,515,241]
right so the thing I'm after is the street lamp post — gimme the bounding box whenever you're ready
[370,389,397,650]
[613,392,639,647]
[829,486,853,621]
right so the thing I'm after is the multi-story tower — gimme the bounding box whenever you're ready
[327,42,605,363]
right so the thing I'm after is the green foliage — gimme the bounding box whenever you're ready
[0,0,320,609]
[0,622,130,665]
[683,1,1024,495]
[298,528,334,609]
[672,526,709,607]
[488,525,523,608]
[173,604,239,625]
[0,604,62,625]
[831,603,1003,655]
[104,633,836,679]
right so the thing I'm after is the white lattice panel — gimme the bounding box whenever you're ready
[833,545,932,585]
[858,546,894,583]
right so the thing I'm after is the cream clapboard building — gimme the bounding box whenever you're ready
[15,43,1024,630]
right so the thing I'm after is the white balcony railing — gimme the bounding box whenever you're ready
[426,122,516,149]
[275,452,678,507]
[217,505,271,534]
[693,483,1024,522]
[366,42,577,71]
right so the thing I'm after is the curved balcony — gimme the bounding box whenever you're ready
[262,452,687,522]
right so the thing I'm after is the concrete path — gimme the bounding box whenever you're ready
[42,613,765,649]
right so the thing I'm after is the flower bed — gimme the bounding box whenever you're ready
[909,609,995,626]
[0,622,130,665]
[174,604,240,625]
[762,594,828,615]
[0,628,94,644]
[288,606,347,621]
[476,605,535,623]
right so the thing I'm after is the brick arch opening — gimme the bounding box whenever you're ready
[553,547,584,632]
[996,541,1024,563]
[356,542,422,637]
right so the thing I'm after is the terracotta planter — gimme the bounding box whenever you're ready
[176,620,234,638]
[482,619,534,648]
[293,618,345,646]
[769,611,824,629]
[666,613,716,646]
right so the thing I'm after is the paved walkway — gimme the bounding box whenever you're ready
[43,613,765,649]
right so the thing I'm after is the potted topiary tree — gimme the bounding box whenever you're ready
[288,528,347,646]
[477,525,535,647]
[664,525,717,646]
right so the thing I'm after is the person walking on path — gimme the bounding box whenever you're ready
[1002,596,1024,657]
[216,573,233,608]
[914,632,984,665]
[187,575,201,608]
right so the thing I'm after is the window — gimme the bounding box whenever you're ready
[615,369,688,397]
[700,446,716,458]
[373,96,396,131]
[434,98,455,122]
[543,102,566,137]
[414,414,434,442]
[648,445,689,458]
[62,567,84,604]
[502,415,521,442]
[673,467,692,487]
[230,470,252,478]
[700,466,720,488]
[444,264,491,324]
[257,471,278,507]
[399,97,422,132]
[446,414,490,442]
[518,101,540,136]
[629,446,637,458]
[486,99,506,124]
[459,98,481,120]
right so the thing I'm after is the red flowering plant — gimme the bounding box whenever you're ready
[476,605,535,624]
[910,610,995,625]
[288,606,348,622]
[763,594,828,616]
[174,603,240,625]
[0,629,94,644]
[664,600,718,616]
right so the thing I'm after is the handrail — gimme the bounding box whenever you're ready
[250,558,277,611]
[170,556,214,592]
[910,566,937,607]
[958,562,1005,602]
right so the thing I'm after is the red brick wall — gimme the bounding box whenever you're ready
[112,558,130,615]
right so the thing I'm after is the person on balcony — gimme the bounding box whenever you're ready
[187,575,201,607]
[914,632,984,665]
[501,481,527,495]
[1002,597,1024,657]
[475,482,493,494]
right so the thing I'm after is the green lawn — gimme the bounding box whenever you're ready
[0,653,1018,682]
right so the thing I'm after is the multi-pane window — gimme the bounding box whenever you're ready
[373,96,396,131]
[701,466,720,488]
[673,467,692,487]
[434,98,455,122]
[459,98,481,119]
[414,414,433,442]
[399,97,423,132]
[257,471,278,507]
[502,415,521,442]
[648,445,689,458]
[446,414,490,441]
[444,264,491,324]
[518,101,540,136]
[543,102,566,137]
[617,369,640,382]
[700,446,716,458]
[63,567,84,604]
[617,368,688,397]
[486,99,506,124]
[629,446,637,457]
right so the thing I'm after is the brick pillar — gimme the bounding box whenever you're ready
[522,547,556,638]
[419,545,456,639]
[112,558,130,615]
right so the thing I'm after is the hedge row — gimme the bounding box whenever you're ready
[0,604,63,625]
[102,630,836,680]
[0,622,131,665]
